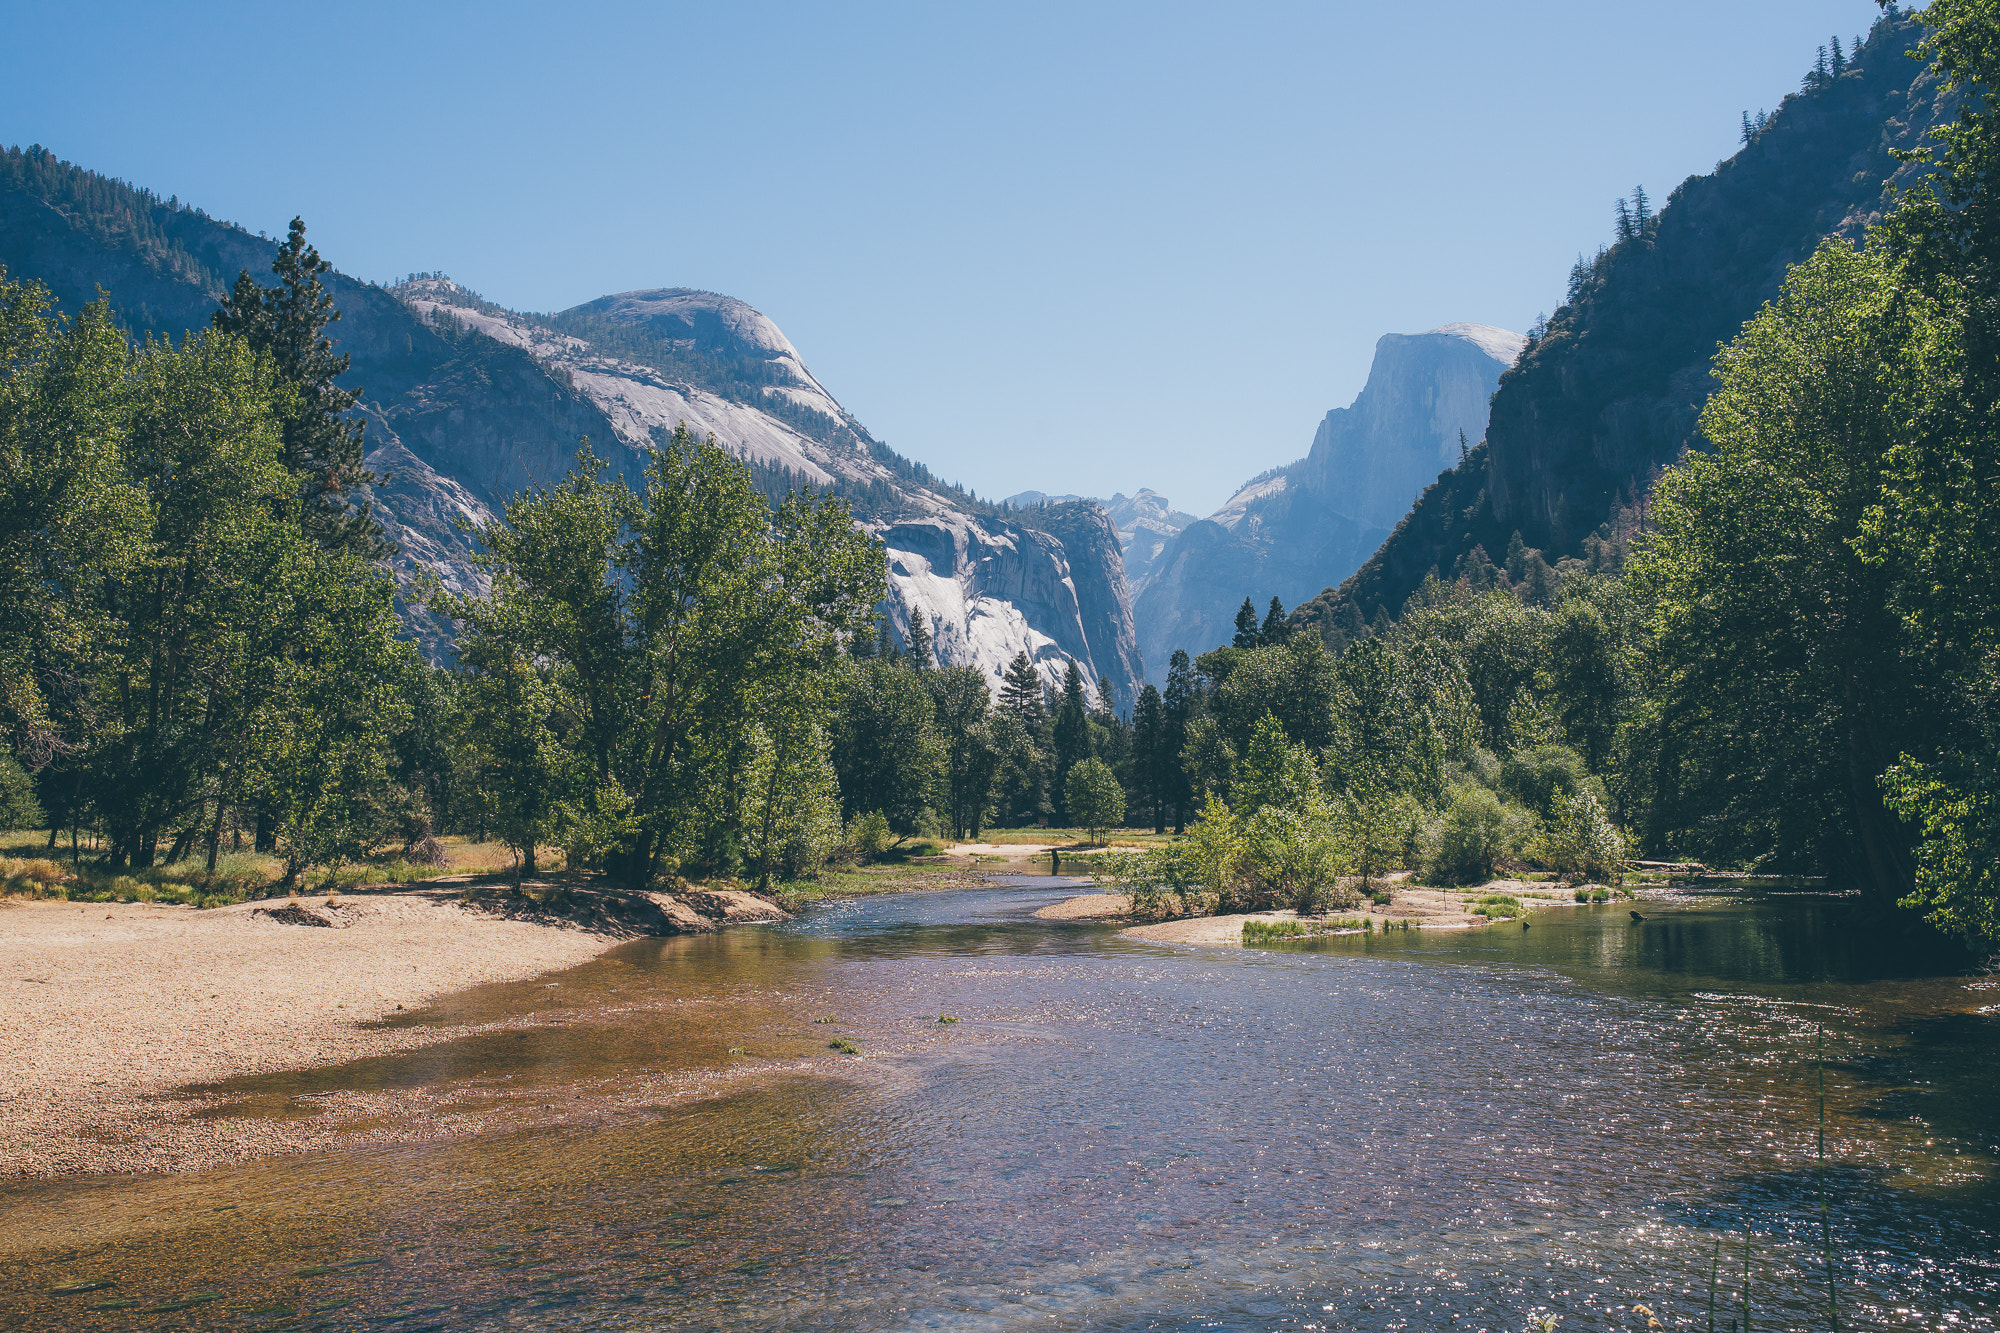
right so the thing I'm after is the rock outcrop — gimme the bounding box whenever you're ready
[1131,323,1521,678]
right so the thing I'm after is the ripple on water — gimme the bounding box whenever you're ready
[0,889,1994,1331]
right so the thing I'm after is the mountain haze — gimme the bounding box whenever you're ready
[1133,322,1522,677]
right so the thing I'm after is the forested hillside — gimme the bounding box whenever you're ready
[0,150,1144,706]
[1295,11,1947,634]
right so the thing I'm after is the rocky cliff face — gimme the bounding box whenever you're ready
[1131,323,1521,679]
[1004,487,1197,593]
[0,151,1143,709]
[1294,12,1946,636]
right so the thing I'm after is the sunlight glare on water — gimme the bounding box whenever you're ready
[1,880,1994,1331]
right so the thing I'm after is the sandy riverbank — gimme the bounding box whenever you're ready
[1030,876,1594,945]
[0,888,631,1177]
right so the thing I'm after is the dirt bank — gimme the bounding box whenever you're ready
[0,882,786,1177]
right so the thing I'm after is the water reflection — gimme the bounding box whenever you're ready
[1,883,1994,1331]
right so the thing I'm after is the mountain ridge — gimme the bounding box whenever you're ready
[0,147,1144,708]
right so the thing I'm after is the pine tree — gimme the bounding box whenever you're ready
[1260,596,1291,646]
[1504,530,1529,582]
[1232,597,1262,648]
[212,217,384,556]
[907,606,933,669]
[1162,650,1199,833]
[1615,197,1636,242]
[1336,601,1367,644]
[851,617,879,658]
[1742,110,1756,145]
[1131,683,1167,832]
[1051,659,1090,823]
[1830,35,1845,75]
[999,651,1046,726]
[1094,674,1117,724]
[1631,185,1651,230]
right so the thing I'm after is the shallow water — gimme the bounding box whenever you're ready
[3,882,1995,1331]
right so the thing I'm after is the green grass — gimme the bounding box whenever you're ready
[1242,917,1371,944]
[1464,893,1527,919]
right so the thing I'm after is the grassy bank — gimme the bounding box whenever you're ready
[0,831,530,906]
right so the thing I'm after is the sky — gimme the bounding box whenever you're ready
[4,0,1886,517]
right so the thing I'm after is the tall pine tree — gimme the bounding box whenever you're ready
[213,217,384,557]
[998,650,1047,726]
[1232,597,1262,648]
[1259,596,1290,646]
[1051,658,1090,823]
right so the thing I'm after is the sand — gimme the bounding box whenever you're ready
[0,888,621,1177]
[1031,892,1132,921]
[1097,877,1592,947]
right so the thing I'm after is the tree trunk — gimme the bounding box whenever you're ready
[255,808,276,853]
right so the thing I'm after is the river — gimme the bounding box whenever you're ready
[2,880,1994,1331]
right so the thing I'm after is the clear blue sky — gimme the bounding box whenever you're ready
[5,0,1884,516]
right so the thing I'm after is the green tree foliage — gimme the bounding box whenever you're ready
[1624,242,1956,901]
[834,657,945,837]
[1065,756,1125,844]
[1531,789,1627,884]
[1499,744,1598,818]
[1051,658,1090,820]
[440,427,884,886]
[985,710,1049,828]
[0,278,143,768]
[927,665,999,839]
[905,606,933,669]
[1160,650,1200,830]
[1424,786,1508,886]
[998,650,1046,726]
[1,273,412,882]
[1129,684,1170,832]
[1233,597,1262,648]
[212,218,383,556]
[0,752,43,830]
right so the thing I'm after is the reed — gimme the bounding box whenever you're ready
[1241,917,1369,943]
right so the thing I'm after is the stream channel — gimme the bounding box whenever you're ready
[2,878,1996,1331]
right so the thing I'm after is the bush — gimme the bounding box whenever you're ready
[1242,802,1354,912]
[847,811,892,861]
[1466,892,1525,919]
[1500,744,1598,815]
[1425,786,1507,885]
[0,856,69,897]
[0,755,43,831]
[1531,789,1627,883]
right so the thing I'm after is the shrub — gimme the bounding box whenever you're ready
[1242,802,1353,912]
[1466,893,1525,920]
[1425,786,1508,885]
[1500,744,1599,815]
[1532,789,1627,883]
[846,811,892,861]
[0,755,43,831]
[0,857,70,897]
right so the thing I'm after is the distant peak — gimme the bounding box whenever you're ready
[1421,322,1527,365]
